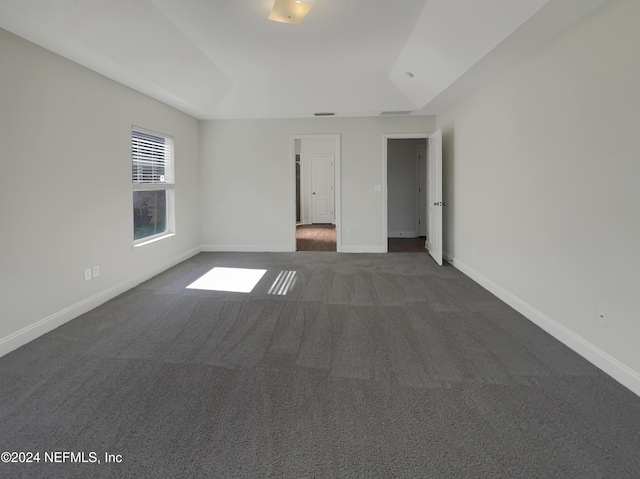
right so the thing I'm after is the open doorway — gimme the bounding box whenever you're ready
[385,137,428,253]
[383,131,444,263]
[291,135,341,252]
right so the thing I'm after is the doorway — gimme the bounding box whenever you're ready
[384,136,427,253]
[383,132,443,264]
[386,138,427,252]
[291,135,341,252]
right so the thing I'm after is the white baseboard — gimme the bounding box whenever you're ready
[340,245,387,253]
[201,244,294,253]
[388,231,418,238]
[0,246,202,358]
[451,257,640,398]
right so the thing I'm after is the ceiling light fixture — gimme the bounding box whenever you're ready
[268,0,313,25]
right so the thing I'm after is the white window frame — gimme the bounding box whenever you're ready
[132,126,175,246]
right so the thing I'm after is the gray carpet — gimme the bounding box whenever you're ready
[1,252,639,478]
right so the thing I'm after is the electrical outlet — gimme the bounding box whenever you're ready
[84,268,92,282]
[93,266,100,278]
[346,228,352,236]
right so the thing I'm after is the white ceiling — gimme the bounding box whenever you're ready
[0,0,608,120]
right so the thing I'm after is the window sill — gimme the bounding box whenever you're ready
[133,233,175,249]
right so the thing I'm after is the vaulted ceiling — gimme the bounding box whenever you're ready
[0,0,607,119]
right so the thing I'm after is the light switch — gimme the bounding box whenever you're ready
[374,185,382,192]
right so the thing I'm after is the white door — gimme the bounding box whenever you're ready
[426,130,443,265]
[311,155,334,223]
[418,145,427,236]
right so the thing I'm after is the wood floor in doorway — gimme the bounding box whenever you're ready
[388,236,428,253]
[296,224,336,251]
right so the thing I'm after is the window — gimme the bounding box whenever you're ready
[132,127,174,243]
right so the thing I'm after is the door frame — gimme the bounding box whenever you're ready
[382,133,430,253]
[290,134,341,252]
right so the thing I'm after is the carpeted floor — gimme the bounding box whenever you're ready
[296,224,336,251]
[1,252,640,478]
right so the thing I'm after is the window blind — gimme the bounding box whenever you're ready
[132,129,174,184]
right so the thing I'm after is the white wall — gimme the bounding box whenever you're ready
[200,116,435,252]
[0,29,201,354]
[437,0,640,394]
[387,139,425,237]
[300,137,336,224]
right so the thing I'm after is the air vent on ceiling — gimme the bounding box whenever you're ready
[314,112,335,117]
[380,111,413,116]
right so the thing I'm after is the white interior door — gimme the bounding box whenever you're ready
[426,130,443,265]
[311,155,334,223]
[418,145,427,236]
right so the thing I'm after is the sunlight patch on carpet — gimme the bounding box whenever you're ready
[186,267,267,293]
